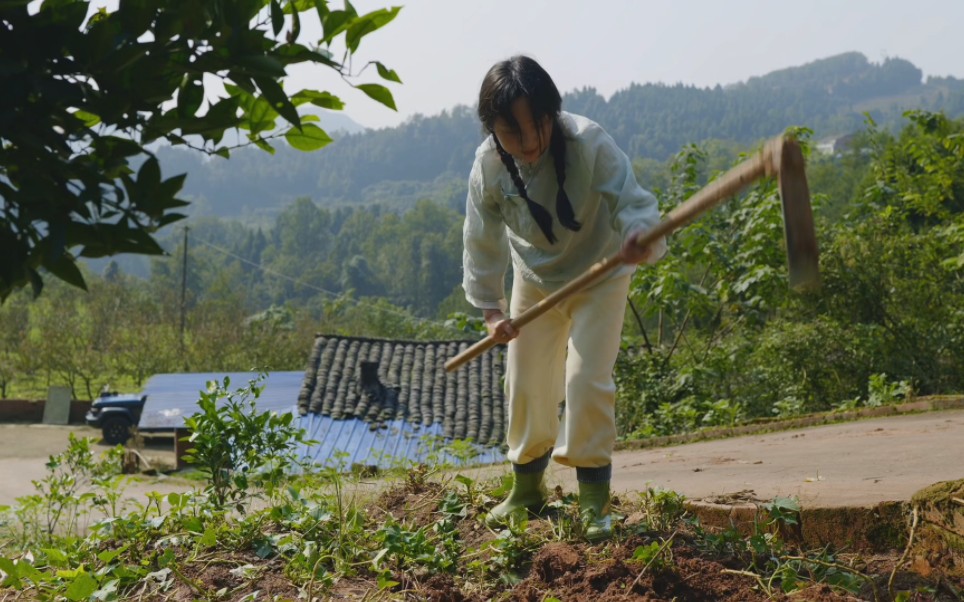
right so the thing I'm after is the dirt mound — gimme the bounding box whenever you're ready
[511,535,864,602]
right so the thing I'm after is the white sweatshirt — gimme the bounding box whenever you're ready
[462,111,666,311]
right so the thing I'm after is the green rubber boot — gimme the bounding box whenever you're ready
[484,470,548,528]
[578,481,612,542]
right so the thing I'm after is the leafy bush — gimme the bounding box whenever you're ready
[3,434,124,547]
[617,115,963,437]
[615,346,692,437]
[180,374,315,511]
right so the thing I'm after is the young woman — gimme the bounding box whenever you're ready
[462,55,666,541]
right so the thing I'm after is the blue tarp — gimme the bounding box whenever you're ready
[137,371,303,430]
[295,414,503,470]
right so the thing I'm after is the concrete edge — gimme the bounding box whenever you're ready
[616,395,964,453]
[684,497,910,553]
[684,479,964,579]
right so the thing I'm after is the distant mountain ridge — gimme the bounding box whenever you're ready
[157,51,964,220]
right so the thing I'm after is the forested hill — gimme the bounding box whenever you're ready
[159,52,964,219]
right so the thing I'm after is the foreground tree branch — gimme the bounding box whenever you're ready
[0,0,401,300]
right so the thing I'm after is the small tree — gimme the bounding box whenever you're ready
[181,375,313,510]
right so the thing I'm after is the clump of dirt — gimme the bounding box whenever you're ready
[376,465,441,528]
[171,552,301,601]
[403,572,473,602]
[531,541,583,582]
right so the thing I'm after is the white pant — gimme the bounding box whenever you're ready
[504,271,631,468]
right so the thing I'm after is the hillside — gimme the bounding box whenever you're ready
[157,51,964,220]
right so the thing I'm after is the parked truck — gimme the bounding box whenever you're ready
[85,391,147,444]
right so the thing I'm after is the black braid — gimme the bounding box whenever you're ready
[550,121,581,232]
[493,137,557,244]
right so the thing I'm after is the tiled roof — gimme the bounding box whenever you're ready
[297,335,507,447]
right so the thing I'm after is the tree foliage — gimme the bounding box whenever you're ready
[617,112,964,437]
[0,0,400,300]
[160,198,467,318]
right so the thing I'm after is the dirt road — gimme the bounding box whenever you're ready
[2,407,963,510]
[0,424,191,508]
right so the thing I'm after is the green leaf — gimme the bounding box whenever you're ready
[202,95,243,136]
[374,61,401,83]
[98,136,143,158]
[0,557,21,589]
[92,578,120,600]
[632,541,661,562]
[39,0,87,30]
[65,573,98,601]
[345,7,401,53]
[97,548,124,564]
[254,76,300,126]
[26,267,43,298]
[355,83,396,111]
[199,528,218,548]
[156,173,188,204]
[288,0,302,41]
[41,250,87,291]
[249,135,277,154]
[320,6,358,44]
[177,79,205,118]
[157,212,188,227]
[245,97,278,135]
[314,0,329,20]
[275,43,339,68]
[18,560,44,583]
[254,538,274,558]
[225,83,255,112]
[138,157,161,188]
[118,0,154,37]
[291,89,345,110]
[771,496,800,513]
[270,0,284,35]
[73,109,101,127]
[237,55,287,78]
[285,123,333,151]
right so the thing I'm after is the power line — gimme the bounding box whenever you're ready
[192,235,467,334]
[194,236,342,298]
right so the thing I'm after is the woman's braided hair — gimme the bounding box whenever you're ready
[478,56,581,244]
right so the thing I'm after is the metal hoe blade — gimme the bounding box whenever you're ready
[777,139,820,291]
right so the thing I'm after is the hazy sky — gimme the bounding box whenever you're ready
[285,0,964,130]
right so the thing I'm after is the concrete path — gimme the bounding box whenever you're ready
[575,408,963,507]
[0,424,190,508]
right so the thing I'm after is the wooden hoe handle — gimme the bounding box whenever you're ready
[444,136,788,372]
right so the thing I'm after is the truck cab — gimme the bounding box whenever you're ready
[85,392,147,445]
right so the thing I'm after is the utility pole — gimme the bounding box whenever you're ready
[179,226,189,363]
